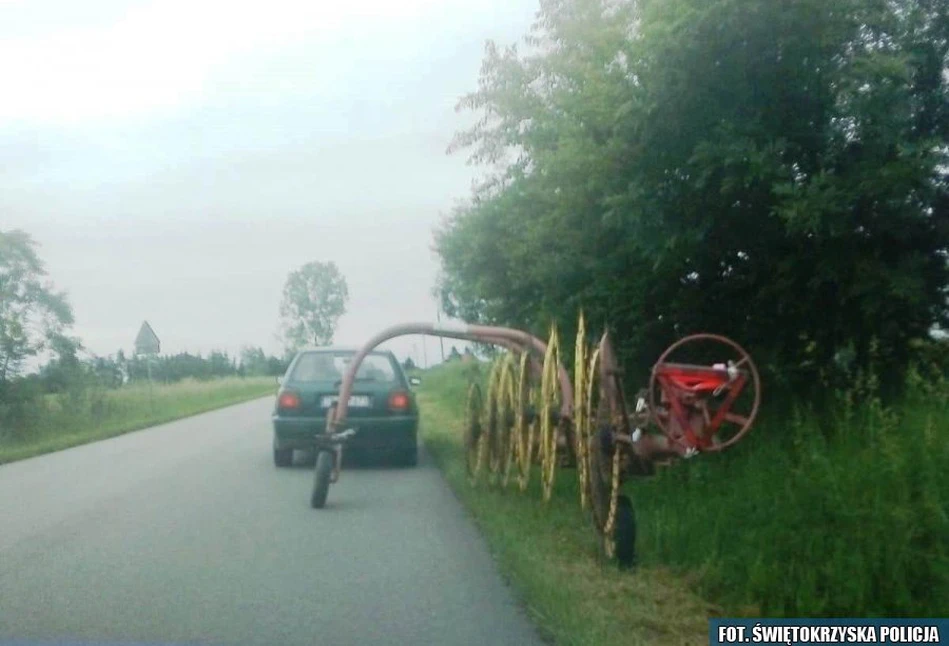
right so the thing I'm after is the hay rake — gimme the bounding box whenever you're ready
[326,317,761,567]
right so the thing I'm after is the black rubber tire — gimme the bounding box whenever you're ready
[273,447,293,468]
[310,451,333,509]
[614,495,637,569]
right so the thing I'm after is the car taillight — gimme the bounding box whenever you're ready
[388,391,410,412]
[278,391,301,411]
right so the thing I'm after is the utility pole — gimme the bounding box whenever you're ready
[436,308,446,363]
[422,335,429,369]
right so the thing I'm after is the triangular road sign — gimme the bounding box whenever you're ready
[135,321,160,355]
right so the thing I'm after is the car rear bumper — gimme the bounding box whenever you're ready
[272,415,418,451]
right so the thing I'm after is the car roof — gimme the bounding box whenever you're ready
[295,346,393,355]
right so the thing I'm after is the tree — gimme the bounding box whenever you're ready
[240,345,268,376]
[0,229,75,384]
[402,356,417,371]
[36,333,85,393]
[279,261,349,352]
[208,350,236,378]
[437,0,949,394]
[90,355,125,389]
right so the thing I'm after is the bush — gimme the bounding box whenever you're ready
[0,378,47,441]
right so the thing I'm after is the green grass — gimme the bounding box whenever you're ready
[0,377,276,465]
[417,361,711,646]
[416,360,949,643]
[634,381,949,617]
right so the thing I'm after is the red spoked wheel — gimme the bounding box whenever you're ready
[648,334,761,452]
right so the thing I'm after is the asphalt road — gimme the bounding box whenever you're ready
[0,397,543,646]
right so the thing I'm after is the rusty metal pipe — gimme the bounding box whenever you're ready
[451,333,544,380]
[455,329,569,408]
[449,326,572,413]
[328,322,573,429]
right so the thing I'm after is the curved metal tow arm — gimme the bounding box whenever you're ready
[326,321,574,435]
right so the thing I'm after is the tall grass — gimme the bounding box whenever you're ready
[0,377,276,464]
[635,367,949,616]
[418,359,948,628]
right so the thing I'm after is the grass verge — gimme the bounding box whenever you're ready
[0,377,275,465]
[416,361,711,646]
[417,359,949,642]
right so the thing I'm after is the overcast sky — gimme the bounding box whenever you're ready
[1,0,538,366]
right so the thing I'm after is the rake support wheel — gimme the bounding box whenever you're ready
[463,382,485,483]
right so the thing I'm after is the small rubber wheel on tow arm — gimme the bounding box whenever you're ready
[311,451,333,509]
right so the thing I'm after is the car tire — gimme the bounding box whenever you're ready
[614,495,637,569]
[274,447,293,468]
[311,451,333,509]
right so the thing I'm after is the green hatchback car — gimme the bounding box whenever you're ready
[272,347,420,467]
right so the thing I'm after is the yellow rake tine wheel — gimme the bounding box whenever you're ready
[477,358,503,485]
[484,357,505,484]
[540,325,561,503]
[586,344,622,560]
[496,354,517,487]
[516,352,535,492]
[602,444,623,559]
[502,355,517,483]
[463,382,484,485]
[582,345,602,512]
[509,352,524,489]
[501,354,522,488]
[574,313,589,510]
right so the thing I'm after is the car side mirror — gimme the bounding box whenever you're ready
[409,376,421,387]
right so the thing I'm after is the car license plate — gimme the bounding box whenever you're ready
[321,395,370,409]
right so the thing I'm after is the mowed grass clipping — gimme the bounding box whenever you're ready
[416,361,711,646]
[0,377,276,464]
[417,360,949,634]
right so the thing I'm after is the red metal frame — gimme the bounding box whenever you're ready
[649,334,760,452]
[656,363,731,392]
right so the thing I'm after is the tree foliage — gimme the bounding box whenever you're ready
[125,351,238,383]
[239,345,288,377]
[279,261,349,352]
[0,229,76,384]
[436,0,949,393]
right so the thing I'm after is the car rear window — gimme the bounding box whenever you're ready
[290,352,397,384]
